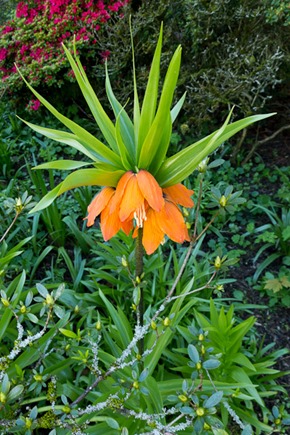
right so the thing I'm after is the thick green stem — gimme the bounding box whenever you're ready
[135,228,144,281]
[135,228,144,354]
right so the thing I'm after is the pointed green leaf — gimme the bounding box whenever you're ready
[171,91,186,123]
[7,385,24,403]
[99,289,132,348]
[16,68,122,168]
[59,328,79,339]
[29,168,125,213]
[149,111,172,174]
[34,160,93,170]
[115,111,135,169]
[138,45,182,169]
[231,367,264,406]
[105,63,135,161]
[62,43,118,153]
[204,391,223,408]
[57,168,125,195]
[19,118,98,162]
[130,17,141,151]
[156,112,275,186]
[188,344,199,364]
[138,24,163,154]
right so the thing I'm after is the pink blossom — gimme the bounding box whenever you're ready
[108,2,122,12]
[0,48,8,62]
[28,99,41,111]
[2,25,14,34]
[16,2,29,18]
[20,45,29,55]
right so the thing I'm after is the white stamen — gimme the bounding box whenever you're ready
[134,203,147,228]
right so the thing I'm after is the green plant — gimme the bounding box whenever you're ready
[170,299,289,433]
[252,205,290,282]
[256,268,290,307]
[90,0,286,138]
[0,20,288,435]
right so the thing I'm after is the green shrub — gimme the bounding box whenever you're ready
[93,0,288,136]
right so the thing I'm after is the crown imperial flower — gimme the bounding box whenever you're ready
[19,24,274,256]
[85,169,194,254]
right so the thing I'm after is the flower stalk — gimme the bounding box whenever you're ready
[136,228,144,355]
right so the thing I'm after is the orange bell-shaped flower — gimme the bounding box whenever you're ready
[85,170,194,254]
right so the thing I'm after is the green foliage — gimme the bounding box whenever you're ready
[265,0,290,25]
[251,205,290,282]
[1,171,289,433]
[256,268,290,307]
[0,17,289,435]
[95,0,288,136]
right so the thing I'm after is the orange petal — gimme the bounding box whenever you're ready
[119,174,144,222]
[163,184,194,208]
[136,170,164,212]
[85,187,115,227]
[100,204,122,240]
[142,208,165,255]
[156,201,190,243]
[109,171,134,214]
[121,218,134,236]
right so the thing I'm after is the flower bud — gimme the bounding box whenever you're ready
[25,418,32,429]
[197,157,209,173]
[20,305,27,314]
[121,256,128,267]
[34,374,43,382]
[1,298,10,307]
[74,305,80,314]
[62,406,71,414]
[204,422,211,430]
[163,317,171,327]
[214,256,222,269]
[196,362,202,370]
[45,294,54,305]
[15,197,24,214]
[178,394,188,403]
[0,392,6,403]
[96,320,102,331]
[219,195,227,207]
[196,407,205,416]
[136,276,141,284]
[133,381,139,389]
[182,207,189,217]
[216,284,224,292]
[151,320,157,330]
[198,333,204,341]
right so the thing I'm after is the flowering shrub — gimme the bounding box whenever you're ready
[0,0,129,97]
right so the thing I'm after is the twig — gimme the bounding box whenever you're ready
[242,124,290,164]
[0,212,19,244]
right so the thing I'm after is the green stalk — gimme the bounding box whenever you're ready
[135,228,144,355]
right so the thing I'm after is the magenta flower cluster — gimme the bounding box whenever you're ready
[0,0,129,101]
